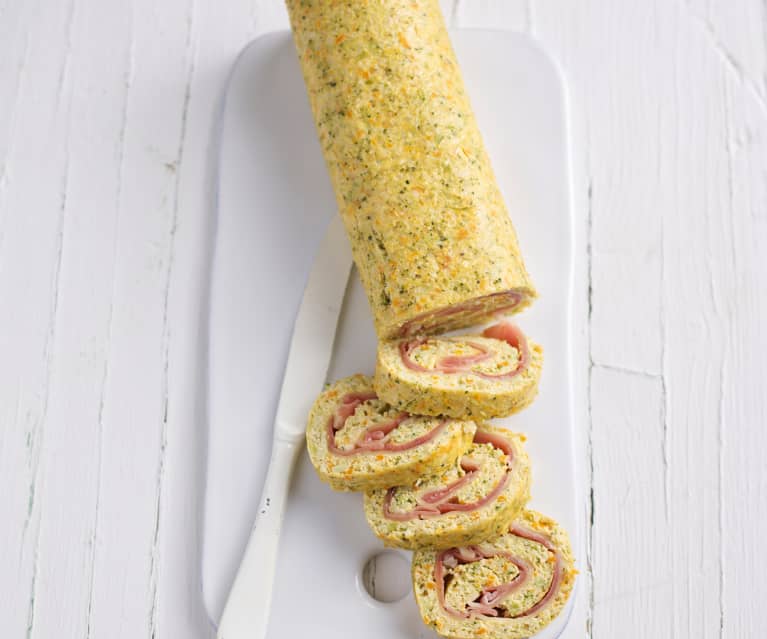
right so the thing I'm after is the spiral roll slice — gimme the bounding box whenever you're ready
[412,510,576,639]
[364,425,530,549]
[306,374,476,492]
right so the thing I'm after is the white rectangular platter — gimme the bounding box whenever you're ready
[204,29,578,638]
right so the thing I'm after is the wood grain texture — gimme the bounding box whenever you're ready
[0,1,765,638]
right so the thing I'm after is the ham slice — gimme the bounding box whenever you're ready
[472,428,514,458]
[473,556,530,606]
[331,392,378,433]
[382,430,514,521]
[398,338,430,373]
[400,338,491,374]
[477,322,530,379]
[434,525,564,620]
[507,525,565,618]
[420,458,480,503]
[434,545,501,619]
[326,392,447,456]
[399,321,530,379]
[438,341,493,371]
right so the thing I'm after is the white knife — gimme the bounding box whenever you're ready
[216,214,352,639]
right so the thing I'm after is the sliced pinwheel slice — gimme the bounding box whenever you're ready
[412,509,576,639]
[374,321,543,420]
[306,374,476,492]
[363,425,530,549]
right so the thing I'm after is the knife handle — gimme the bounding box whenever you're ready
[216,434,301,639]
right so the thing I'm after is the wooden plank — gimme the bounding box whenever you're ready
[590,367,671,635]
[0,1,83,637]
[719,64,767,639]
[659,4,767,636]
[660,10,729,637]
[669,4,767,636]
[154,0,264,636]
[713,57,767,637]
[78,0,208,636]
[556,0,666,376]
[29,0,138,633]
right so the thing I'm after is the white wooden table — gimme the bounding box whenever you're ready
[1,1,764,637]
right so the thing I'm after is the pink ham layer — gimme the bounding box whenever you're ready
[382,428,515,521]
[397,291,523,338]
[326,392,447,457]
[398,321,531,380]
[433,524,565,620]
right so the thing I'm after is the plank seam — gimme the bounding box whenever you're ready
[147,0,199,635]
[24,0,78,634]
[717,349,726,639]
[717,71,740,639]
[83,2,136,635]
[25,529,40,639]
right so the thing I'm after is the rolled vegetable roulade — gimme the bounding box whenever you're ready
[363,425,530,549]
[286,0,536,339]
[306,375,476,492]
[412,510,576,639]
[374,321,542,419]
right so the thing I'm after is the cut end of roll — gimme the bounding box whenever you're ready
[389,288,536,340]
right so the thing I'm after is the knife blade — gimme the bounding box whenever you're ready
[216,214,352,639]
